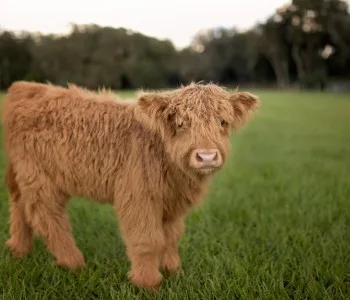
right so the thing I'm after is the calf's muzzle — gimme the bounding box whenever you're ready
[190,149,222,169]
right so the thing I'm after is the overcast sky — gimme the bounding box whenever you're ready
[1,0,288,49]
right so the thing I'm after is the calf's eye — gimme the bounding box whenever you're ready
[220,119,226,127]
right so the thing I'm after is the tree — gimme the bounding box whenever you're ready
[274,0,350,88]
[0,31,33,88]
[0,1,349,91]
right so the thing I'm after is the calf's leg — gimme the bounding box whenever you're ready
[115,199,165,289]
[161,217,185,275]
[5,164,33,257]
[17,166,85,270]
[25,192,85,270]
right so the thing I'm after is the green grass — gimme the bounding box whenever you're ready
[1,90,350,299]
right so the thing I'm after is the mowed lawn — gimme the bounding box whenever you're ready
[0,90,350,299]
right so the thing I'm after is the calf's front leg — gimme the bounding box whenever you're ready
[161,216,185,275]
[115,200,165,289]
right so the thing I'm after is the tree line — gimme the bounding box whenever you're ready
[1,0,350,91]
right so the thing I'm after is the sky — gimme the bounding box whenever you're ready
[1,0,289,49]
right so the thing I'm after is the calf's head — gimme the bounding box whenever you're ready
[134,83,260,178]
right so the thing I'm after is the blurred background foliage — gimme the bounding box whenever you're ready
[1,0,349,91]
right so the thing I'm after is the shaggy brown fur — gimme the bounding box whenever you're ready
[2,81,259,289]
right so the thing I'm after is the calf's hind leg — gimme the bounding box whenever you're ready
[5,164,33,257]
[19,170,85,270]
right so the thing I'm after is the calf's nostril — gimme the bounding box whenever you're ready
[196,153,203,162]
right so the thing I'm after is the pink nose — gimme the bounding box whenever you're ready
[191,149,222,169]
[196,151,218,163]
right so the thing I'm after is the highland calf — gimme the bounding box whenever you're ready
[2,81,259,289]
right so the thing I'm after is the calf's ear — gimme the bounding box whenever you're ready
[137,92,169,119]
[134,92,170,134]
[229,91,260,131]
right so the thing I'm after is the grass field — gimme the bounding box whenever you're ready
[0,90,350,299]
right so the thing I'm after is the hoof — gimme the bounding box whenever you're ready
[163,266,184,277]
[55,251,86,271]
[161,253,183,276]
[6,239,32,258]
[128,269,162,291]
